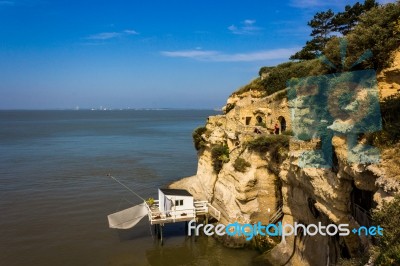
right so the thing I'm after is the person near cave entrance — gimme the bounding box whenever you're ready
[274,123,280,134]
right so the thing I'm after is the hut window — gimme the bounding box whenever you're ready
[256,116,263,124]
[175,200,183,206]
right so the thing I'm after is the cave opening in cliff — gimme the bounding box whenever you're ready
[245,117,251,125]
[332,148,339,174]
[350,184,375,227]
[338,235,351,259]
[307,198,320,218]
[256,115,263,124]
[278,116,286,133]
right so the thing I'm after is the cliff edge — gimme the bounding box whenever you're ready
[170,50,400,265]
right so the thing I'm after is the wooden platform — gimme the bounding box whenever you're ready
[145,200,220,225]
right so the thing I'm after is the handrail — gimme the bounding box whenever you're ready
[269,204,283,224]
[146,200,221,223]
[352,203,372,227]
[206,203,221,221]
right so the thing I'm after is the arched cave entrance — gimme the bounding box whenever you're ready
[278,116,286,133]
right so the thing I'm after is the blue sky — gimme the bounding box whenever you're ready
[0,0,394,109]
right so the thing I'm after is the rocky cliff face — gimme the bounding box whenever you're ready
[170,51,400,265]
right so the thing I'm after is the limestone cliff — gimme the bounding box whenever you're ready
[170,51,400,265]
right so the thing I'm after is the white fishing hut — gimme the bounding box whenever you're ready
[158,188,194,214]
[107,181,220,231]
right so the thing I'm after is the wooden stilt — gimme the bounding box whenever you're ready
[160,224,164,246]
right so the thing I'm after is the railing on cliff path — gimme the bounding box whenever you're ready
[352,203,372,227]
[269,203,284,224]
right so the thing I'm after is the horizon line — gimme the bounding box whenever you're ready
[0,107,222,111]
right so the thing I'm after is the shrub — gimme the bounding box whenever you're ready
[211,145,230,173]
[225,103,235,114]
[232,78,266,96]
[232,59,328,97]
[259,66,275,77]
[146,197,155,206]
[282,130,294,136]
[261,59,328,96]
[192,126,207,151]
[247,135,290,163]
[233,158,251,172]
[371,195,400,265]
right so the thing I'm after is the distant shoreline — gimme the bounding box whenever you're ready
[0,108,221,111]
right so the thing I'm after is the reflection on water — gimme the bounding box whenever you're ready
[0,110,258,266]
[113,222,258,266]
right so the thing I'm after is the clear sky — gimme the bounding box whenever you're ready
[0,0,394,109]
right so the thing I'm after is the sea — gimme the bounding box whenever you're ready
[0,110,258,266]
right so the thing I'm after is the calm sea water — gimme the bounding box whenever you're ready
[0,110,258,266]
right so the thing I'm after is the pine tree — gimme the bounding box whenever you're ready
[290,0,379,61]
[290,39,320,60]
[332,0,378,35]
[290,10,335,60]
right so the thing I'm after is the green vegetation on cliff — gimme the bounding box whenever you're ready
[211,145,229,173]
[262,60,327,95]
[233,1,400,98]
[233,157,251,173]
[341,196,400,265]
[371,195,400,265]
[325,2,400,71]
[233,59,327,97]
[192,126,208,151]
[291,0,378,60]
[247,135,290,163]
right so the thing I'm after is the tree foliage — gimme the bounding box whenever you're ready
[345,2,400,71]
[332,0,378,35]
[290,39,323,60]
[309,9,335,39]
[291,10,335,60]
[372,195,400,265]
[291,0,379,60]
